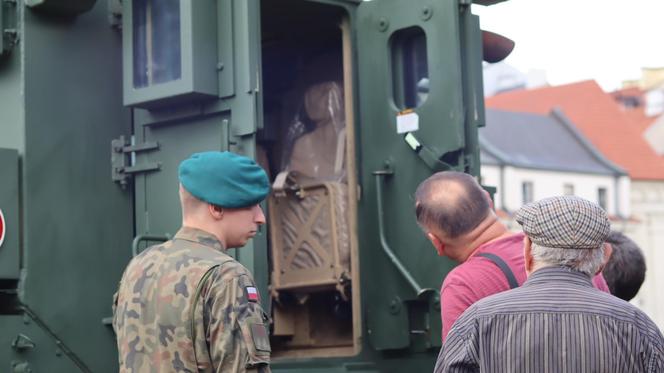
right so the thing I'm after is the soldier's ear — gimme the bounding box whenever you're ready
[208,204,225,220]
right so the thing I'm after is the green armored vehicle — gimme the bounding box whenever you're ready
[0,0,511,371]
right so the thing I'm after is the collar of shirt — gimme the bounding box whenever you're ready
[468,232,525,259]
[174,226,226,252]
[523,266,593,288]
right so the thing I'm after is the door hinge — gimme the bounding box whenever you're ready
[111,135,161,188]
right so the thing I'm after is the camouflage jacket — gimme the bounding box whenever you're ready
[113,227,271,372]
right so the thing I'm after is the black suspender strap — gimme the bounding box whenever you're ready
[476,253,519,289]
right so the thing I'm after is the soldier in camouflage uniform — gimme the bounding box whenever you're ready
[113,151,272,372]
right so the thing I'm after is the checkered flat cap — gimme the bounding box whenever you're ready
[515,196,610,249]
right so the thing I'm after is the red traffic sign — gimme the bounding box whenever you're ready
[0,208,5,247]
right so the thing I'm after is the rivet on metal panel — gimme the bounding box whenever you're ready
[389,298,401,315]
[11,334,36,351]
[216,62,224,71]
[377,17,389,32]
[10,361,32,373]
[421,6,433,21]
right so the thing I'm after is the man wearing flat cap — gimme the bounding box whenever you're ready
[113,151,272,373]
[435,196,664,373]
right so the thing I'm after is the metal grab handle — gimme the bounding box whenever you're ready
[403,133,452,172]
[373,168,436,299]
[132,234,169,257]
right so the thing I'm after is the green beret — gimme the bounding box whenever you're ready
[178,151,270,208]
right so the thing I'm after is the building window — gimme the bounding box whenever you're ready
[598,187,608,210]
[563,184,574,196]
[522,181,534,205]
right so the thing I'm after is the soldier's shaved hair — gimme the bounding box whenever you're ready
[415,171,491,239]
[179,184,208,220]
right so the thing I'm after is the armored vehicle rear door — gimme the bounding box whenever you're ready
[118,0,269,296]
[355,0,484,350]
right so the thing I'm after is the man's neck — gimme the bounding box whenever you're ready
[182,219,227,248]
[458,216,510,262]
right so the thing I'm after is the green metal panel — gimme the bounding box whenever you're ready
[16,1,132,371]
[0,0,4,54]
[134,113,232,238]
[0,9,22,151]
[0,148,19,280]
[0,0,489,370]
[0,316,81,372]
[0,0,17,61]
[24,0,97,16]
[131,0,268,307]
[355,0,463,351]
[122,0,219,108]
[459,8,485,177]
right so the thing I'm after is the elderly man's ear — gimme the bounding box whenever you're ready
[596,242,613,275]
[523,236,534,274]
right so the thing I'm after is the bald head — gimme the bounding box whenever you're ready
[415,171,491,239]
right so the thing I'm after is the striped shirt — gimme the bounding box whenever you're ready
[435,266,664,373]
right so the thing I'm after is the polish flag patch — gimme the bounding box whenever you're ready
[246,286,259,302]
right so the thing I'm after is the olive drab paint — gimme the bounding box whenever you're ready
[0,0,502,371]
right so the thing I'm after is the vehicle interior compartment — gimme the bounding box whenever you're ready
[258,0,359,358]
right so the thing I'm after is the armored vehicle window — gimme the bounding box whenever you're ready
[391,27,428,109]
[132,0,182,88]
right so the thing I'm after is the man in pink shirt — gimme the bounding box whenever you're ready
[414,171,609,342]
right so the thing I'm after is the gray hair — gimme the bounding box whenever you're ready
[531,242,605,276]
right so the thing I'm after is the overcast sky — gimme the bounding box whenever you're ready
[472,0,664,91]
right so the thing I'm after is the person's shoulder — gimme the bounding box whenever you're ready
[478,232,524,255]
[442,262,474,287]
[120,239,172,276]
[445,249,515,285]
[462,282,529,317]
[206,258,256,285]
[218,258,253,276]
[597,295,664,341]
[604,294,660,327]
[166,236,236,264]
